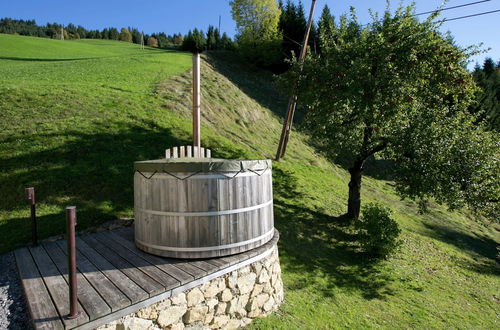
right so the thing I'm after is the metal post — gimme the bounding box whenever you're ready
[276,0,317,160]
[25,187,37,246]
[66,206,79,319]
[192,53,201,156]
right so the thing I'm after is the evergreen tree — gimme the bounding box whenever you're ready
[220,32,234,50]
[470,58,500,131]
[483,57,496,77]
[108,27,119,40]
[206,25,217,50]
[182,29,206,53]
[129,28,142,44]
[317,4,335,53]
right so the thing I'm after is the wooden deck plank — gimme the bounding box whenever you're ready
[14,248,65,330]
[42,242,111,321]
[29,245,89,328]
[54,240,131,312]
[115,227,238,278]
[113,226,134,241]
[81,235,164,297]
[75,237,148,304]
[204,257,230,270]
[93,231,179,291]
[106,231,194,285]
[189,260,219,274]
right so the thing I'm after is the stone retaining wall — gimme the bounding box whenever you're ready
[98,245,283,330]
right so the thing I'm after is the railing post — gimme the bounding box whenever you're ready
[66,206,79,319]
[25,187,37,246]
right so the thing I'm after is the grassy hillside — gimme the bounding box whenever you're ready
[0,34,498,328]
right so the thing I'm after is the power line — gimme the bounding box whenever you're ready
[443,8,500,21]
[414,0,491,16]
[361,4,499,27]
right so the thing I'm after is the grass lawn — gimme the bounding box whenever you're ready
[0,34,498,328]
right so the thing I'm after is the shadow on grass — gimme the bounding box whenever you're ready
[203,52,289,120]
[0,120,246,253]
[272,167,396,300]
[420,222,499,275]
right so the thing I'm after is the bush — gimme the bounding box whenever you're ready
[357,203,401,258]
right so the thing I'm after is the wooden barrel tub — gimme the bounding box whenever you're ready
[133,158,274,258]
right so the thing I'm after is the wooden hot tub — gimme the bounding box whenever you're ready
[133,158,274,258]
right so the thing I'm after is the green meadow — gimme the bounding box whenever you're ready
[0,34,498,328]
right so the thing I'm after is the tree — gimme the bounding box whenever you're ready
[206,25,219,50]
[469,58,500,131]
[317,4,335,52]
[230,0,282,68]
[278,0,307,66]
[147,36,158,47]
[283,5,499,221]
[181,29,206,53]
[220,32,235,50]
[119,28,132,42]
[108,27,119,40]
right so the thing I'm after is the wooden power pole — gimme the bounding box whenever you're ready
[192,53,201,156]
[275,0,317,161]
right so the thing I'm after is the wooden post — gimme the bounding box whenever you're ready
[25,187,37,246]
[192,53,201,157]
[276,0,317,161]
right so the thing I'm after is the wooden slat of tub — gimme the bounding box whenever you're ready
[237,175,247,253]
[54,240,131,312]
[75,237,148,304]
[93,232,179,291]
[14,248,65,330]
[207,177,219,251]
[194,177,209,252]
[106,231,194,285]
[176,176,188,254]
[81,235,164,297]
[29,245,89,328]
[217,177,228,249]
[42,241,111,321]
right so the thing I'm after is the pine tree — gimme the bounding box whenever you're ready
[182,29,206,53]
[317,4,335,53]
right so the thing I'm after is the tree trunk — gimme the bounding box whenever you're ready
[347,160,364,221]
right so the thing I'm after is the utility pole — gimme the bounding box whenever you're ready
[218,15,221,33]
[141,33,144,50]
[275,0,317,161]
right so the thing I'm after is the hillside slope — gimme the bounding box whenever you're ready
[0,35,498,328]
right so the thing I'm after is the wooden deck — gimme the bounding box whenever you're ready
[14,226,279,330]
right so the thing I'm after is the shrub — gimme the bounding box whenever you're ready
[357,203,401,258]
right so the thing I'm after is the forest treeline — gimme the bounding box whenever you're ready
[471,58,500,131]
[0,17,234,51]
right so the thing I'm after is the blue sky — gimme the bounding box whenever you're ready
[1,0,498,67]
